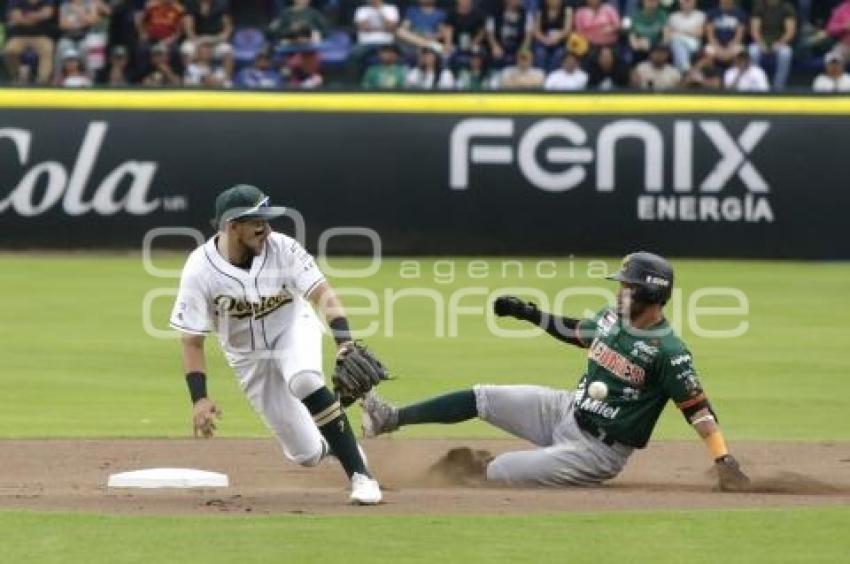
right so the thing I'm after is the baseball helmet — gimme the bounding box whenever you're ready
[606,251,674,305]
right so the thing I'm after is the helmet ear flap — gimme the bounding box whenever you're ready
[632,283,667,305]
[631,285,654,305]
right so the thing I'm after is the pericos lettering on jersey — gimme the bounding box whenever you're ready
[214,289,293,320]
[588,340,646,385]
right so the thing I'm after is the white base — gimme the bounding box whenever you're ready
[107,468,229,489]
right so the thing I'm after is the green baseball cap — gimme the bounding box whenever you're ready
[214,184,286,225]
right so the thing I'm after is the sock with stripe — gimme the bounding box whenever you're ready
[302,387,368,478]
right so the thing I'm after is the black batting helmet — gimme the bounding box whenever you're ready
[606,251,674,305]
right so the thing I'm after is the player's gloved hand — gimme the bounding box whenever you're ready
[333,341,390,407]
[715,454,751,492]
[192,398,222,439]
[493,295,540,321]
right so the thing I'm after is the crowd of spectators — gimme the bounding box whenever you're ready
[1,0,850,90]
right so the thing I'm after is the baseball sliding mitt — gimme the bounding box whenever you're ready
[716,455,751,492]
[332,342,390,407]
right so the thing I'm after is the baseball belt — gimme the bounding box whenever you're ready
[574,410,621,448]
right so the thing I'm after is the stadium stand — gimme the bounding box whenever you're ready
[0,0,846,90]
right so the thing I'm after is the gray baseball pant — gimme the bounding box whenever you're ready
[473,384,633,486]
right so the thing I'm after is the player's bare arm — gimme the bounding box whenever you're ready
[687,405,750,491]
[179,333,221,439]
[307,280,390,406]
[306,280,351,348]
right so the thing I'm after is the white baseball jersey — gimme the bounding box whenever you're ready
[169,232,326,359]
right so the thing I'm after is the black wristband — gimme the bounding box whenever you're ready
[329,317,352,346]
[186,372,207,404]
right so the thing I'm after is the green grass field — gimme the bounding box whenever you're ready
[2,255,848,440]
[5,507,849,564]
[1,255,848,562]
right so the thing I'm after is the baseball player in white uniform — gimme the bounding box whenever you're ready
[169,184,382,505]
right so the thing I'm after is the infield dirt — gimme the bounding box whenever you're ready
[1,439,848,515]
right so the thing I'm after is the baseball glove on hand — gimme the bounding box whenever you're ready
[332,342,390,407]
[716,454,751,492]
[493,295,539,321]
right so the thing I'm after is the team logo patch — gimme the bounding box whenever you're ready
[670,353,692,367]
[674,368,703,397]
[597,311,618,336]
[645,275,669,287]
[630,340,659,361]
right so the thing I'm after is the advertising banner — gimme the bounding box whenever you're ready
[0,92,847,258]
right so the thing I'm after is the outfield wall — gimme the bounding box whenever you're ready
[0,90,848,259]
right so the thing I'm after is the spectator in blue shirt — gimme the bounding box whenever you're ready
[706,0,747,65]
[397,0,447,52]
[235,49,283,88]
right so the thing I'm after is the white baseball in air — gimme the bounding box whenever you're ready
[588,381,609,400]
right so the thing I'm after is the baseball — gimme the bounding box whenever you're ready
[588,381,608,400]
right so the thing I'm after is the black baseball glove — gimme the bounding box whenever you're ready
[716,454,751,492]
[493,295,540,321]
[332,342,390,407]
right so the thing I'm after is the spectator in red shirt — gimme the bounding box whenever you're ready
[136,0,185,74]
[137,0,185,47]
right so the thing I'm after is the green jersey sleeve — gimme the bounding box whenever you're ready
[657,347,707,411]
[574,307,614,347]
